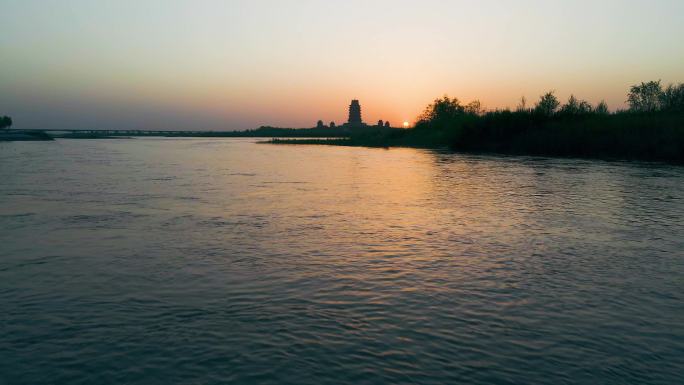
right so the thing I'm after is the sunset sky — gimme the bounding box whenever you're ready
[2,0,683,130]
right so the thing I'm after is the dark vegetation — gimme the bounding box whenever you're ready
[0,130,53,141]
[0,115,12,129]
[275,81,684,163]
[0,115,54,141]
[230,126,356,137]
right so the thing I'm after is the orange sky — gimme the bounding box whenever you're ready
[2,1,683,130]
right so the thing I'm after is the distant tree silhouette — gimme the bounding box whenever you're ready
[535,91,560,116]
[418,96,465,126]
[316,120,325,129]
[595,100,609,115]
[0,116,12,129]
[628,81,662,112]
[330,121,336,128]
[660,83,684,112]
[578,100,593,114]
[516,96,528,112]
[465,100,483,115]
[377,120,384,127]
[559,95,593,115]
[563,95,579,114]
[384,121,390,128]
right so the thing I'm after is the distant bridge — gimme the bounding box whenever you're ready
[14,129,259,137]
[10,127,359,138]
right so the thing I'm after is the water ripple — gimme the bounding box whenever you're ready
[0,139,683,385]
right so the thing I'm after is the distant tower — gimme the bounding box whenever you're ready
[347,100,363,126]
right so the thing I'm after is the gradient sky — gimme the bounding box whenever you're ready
[2,0,683,130]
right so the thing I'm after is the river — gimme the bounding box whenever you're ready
[1,138,682,384]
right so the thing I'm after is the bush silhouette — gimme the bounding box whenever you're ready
[0,116,12,129]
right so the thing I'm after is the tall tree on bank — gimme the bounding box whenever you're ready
[417,96,466,129]
[660,83,684,112]
[626,80,684,112]
[627,81,663,112]
[535,91,560,116]
[595,101,610,115]
[0,116,12,129]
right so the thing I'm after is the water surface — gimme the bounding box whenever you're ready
[1,138,683,384]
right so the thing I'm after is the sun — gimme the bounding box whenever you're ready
[403,121,410,128]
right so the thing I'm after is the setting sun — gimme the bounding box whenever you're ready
[403,121,410,128]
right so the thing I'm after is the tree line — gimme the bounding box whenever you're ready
[627,81,684,113]
[336,80,684,162]
[416,80,683,124]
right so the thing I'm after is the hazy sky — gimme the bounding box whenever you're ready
[2,0,683,130]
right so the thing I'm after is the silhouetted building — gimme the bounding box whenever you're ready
[347,100,363,126]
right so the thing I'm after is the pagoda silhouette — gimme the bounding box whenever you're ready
[343,99,376,128]
[346,100,364,127]
[316,99,390,129]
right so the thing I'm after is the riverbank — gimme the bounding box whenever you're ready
[0,130,53,141]
[272,84,684,163]
[9,125,381,140]
[270,112,684,163]
[57,133,133,139]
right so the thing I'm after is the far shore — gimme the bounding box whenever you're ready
[0,130,53,142]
